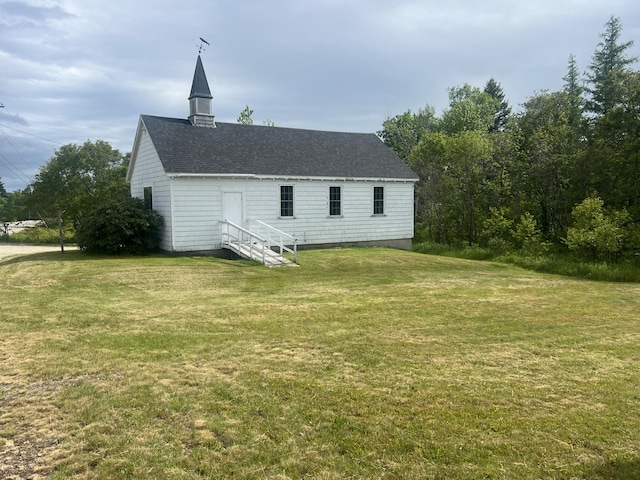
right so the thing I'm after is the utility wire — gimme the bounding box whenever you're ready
[0,122,64,146]
[0,103,63,186]
[0,124,36,185]
[0,150,31,185]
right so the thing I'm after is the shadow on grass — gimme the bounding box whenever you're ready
[0,250,258,268]
[592,458,640,480]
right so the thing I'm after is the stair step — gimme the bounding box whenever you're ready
[225,241,298,267]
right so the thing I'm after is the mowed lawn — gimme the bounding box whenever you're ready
[1,248,639,479]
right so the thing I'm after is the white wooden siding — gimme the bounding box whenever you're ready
[163,178,413,252]
[128,128,173,250]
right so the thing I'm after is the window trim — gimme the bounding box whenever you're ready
[279,185,294,218]
[373,186,385,216]
[329,186,342,217]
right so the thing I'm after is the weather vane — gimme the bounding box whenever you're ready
[198,37,210,54]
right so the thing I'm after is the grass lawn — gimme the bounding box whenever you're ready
[1,248,639,479]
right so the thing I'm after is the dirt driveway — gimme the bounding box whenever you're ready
[0,244,68,260]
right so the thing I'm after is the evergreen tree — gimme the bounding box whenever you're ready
[484,78,512,132]
[237,105,254,125]
[586,16,637,115]
[563,54,585,126]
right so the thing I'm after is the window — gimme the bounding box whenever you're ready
[280,185,294,217]
[329,186,341,216]
[143,186,153,210]
[373,186,384,215]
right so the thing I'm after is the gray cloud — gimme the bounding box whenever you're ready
[0,0,639,191]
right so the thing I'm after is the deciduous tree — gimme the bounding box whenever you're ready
[26,140,129,227]
[377,106,439,161]
[441,84,499,134]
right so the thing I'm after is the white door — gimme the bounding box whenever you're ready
[222,192,243,227]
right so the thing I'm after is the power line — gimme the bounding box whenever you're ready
[0,125,36,184]
[0,102,63,186]
[0,122,64,146]
[0,150,31,185]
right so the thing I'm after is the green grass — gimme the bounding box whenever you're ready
[413,241,640,282]
[1,248,639,479]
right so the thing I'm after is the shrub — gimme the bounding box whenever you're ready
[76,195,163,255]
[565,196,629,262]
[511,212,545,253]
[480,207,513,252]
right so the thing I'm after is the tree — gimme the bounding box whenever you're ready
[511,212,543,252]
[484,78,512,132]
[0,190,28,223]
[0,178,6,198]
[563,54,585,126]
[480,206,513,251]
[377,106,439,161]
[515,91,584,241]
[76,192,163,255]
[565,196,629,262]
[586,16,637,115]
[410,130,492,245]
[237,105,254,125]
[26,140,129,228]
[441,84,499,134]
[587,70,640,213]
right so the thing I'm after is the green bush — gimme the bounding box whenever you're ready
[565,196,629,262]
[76,195,163,255]
[480,206,514,252]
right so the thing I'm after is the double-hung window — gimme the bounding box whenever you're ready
[143,186,153,210]
[373,186,384,215]
[329,186,341,216]
[280,185,294,217]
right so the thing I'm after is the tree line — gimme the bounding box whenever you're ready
[378,16,640,263]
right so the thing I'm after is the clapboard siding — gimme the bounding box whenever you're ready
[171,179,221,251]
[131,176,414,253]
[128,128,173,250]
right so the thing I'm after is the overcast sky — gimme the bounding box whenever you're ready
[1,0,639,192]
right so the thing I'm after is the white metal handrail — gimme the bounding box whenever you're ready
[251,220,298,263]
[221,220,267,265]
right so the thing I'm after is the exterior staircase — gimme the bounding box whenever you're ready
[221,220,298,267]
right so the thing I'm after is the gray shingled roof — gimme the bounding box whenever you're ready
[141,115,418,180]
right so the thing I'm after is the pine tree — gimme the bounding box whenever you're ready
[237,105,254,125]
[484,78,512,132]
[562,54,585,126]
[586,16,637,115]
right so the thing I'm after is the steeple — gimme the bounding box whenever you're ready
[188,55,215,127]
